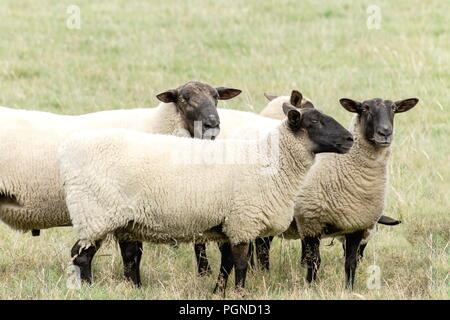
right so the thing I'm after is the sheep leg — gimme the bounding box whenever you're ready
[71,239,102,284]
[303,236,321,284]
[342,238,366,261]
[357,243,367,262]
[255,236,273,270]
[231,242,250,291]
[247,241,255,268]
[213,242,234,294]
[119,240,143,287]
[194,243,212,276]
[300,239,307,266]
[344,230,364,290]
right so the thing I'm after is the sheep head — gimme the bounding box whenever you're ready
[156,81,241,140]
[340,97,419,147]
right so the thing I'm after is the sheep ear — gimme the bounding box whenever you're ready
[264,93,278,101]
[394,98,419,113]
[156,89,178,103]
[378,215,401,226]
[339,98,361,113]
[283,102,302,130]
[216,87,242,100]
[301,99,315,109]
[290,90,303,108]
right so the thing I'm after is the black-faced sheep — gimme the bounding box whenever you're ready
[59,103,353,290]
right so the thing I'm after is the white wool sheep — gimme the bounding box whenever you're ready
[0,103,189,231]
[0,107,274,232]
[0,81,240,233]
[252,96,406,272]
[293,97,419,289]
[59,104,353,289]
[294,115,391,237]
[60,119,312,245]
[259,91,314,120]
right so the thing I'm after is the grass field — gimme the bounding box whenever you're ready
[0,0,448,299]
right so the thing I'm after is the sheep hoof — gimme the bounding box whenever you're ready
[199,269,213,277]
[213,278,227,296]
[213,284,224,294]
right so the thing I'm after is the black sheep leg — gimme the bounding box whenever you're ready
[119,240,143,287]
[301,239,307,266]
[303,236,321,284]
[231,243,250,291]
[344,230,364,290]
[247,241,255,268]
[357,243,367,262]
[194,243,212,276]
[71,239,102,284]
[255,236,273,270]
[213,242,234,293]
[343,236,367,262]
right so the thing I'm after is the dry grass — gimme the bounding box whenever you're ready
[0,0,448,299]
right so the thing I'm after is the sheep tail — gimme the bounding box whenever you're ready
[378,215,401,226]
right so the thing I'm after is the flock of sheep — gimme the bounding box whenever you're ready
[0,80,418,294]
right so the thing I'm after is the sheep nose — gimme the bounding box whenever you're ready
[377,126,392,137]
[346,135,354,142]
[204,115,220,128]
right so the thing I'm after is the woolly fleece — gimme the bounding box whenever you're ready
[59,122,315,246]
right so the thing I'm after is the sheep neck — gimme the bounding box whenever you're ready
[347,114,392,172]
[151,102,188,136]
[265,122,315,205]
[325,114,392,216]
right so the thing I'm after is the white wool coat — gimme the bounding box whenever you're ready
[58,122,315,246]
[218,108,279,140]
[259,96,313,120]
[292,115,391,239]
[0,103,188,231]
[0,103,281,233]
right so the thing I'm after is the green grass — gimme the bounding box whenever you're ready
[0,0,448,299]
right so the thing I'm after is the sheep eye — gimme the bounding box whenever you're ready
[311,119,319,124]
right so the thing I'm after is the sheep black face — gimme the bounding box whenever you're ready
[156,81,241,140]
[340,97,419,147]
[283,103,354,154]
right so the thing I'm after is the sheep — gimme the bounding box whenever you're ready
[252,95,405,272]
[0,80,241,267]
[259,90,314,119]
[293,97,419,289]
[58,102,354,290]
